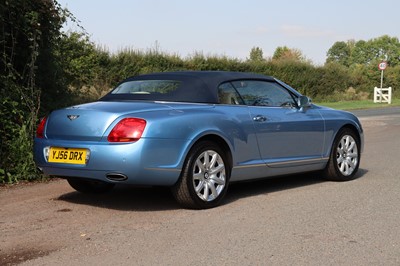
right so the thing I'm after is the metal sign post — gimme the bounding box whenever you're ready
[378,61,387,88]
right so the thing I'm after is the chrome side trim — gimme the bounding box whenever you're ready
[233,164,266,169]
[144,167,181,172]
[267,157,329,167]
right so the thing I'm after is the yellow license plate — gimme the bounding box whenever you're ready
[48,147,87,165]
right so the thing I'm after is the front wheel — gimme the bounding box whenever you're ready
[171,141,230,209]
[67,178,115,194]
[324,128,361,181]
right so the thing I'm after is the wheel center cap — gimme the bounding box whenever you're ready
[204,172,209,179]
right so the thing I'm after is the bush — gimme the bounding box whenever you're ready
[0,97,39,183]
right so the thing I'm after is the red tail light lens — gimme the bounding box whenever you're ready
[108,118,146,142]
[36,117,47,138]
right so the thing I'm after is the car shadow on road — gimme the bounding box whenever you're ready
[224,168,368,205]
[57,168,368,211]
[58,185,179,211]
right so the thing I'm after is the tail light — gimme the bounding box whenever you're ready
[108,118,146,142]
[36,117,47,138]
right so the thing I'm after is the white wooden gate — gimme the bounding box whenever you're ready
[374,87,392,104]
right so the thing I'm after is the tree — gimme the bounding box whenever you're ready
[365,35,400,66]
[273,46,304,61]
[58,32,109,87]
[327,35,400,67]
[248,47,264,62]
[326,41,351,66]
[0,0,69,182]
[351,40,370,65]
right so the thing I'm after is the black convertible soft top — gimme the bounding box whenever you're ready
[100,71,275,103]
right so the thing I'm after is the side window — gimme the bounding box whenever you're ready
[218,83,244,105]
[231,80,296,107]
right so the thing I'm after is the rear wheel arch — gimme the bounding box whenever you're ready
[188,134,233,171]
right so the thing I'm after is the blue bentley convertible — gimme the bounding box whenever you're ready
[34,71,363,209]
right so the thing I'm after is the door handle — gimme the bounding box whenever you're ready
[253,115,267,122]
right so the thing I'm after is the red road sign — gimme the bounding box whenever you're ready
[378,61,387,70]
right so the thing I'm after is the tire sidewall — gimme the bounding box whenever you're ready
[329,128,361,180]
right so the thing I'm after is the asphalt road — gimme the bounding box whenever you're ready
[1,109,400,265]
[349,106,400,117]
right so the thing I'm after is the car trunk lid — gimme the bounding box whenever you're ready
[45,101,173,141]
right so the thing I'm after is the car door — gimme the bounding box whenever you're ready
[231,80,325,167]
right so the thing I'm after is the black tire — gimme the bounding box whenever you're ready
[67,178,115,194]
[171,141,231,209]
[324,128,361,181]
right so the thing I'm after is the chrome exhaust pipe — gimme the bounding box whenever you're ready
[106,173,128,181]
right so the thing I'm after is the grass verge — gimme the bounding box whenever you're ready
[314,98,400,110]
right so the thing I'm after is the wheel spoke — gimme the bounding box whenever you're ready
[203,151,210,167]
[340,138,346,149]
[195,157,206,173]
[342,164,348,175]
[347,152,357,159]
[193,172,203,181]
[209,164,224,175]
[202,182,209,200]
[209,153,218,168]
[347,160,355,169]
[345,163,353,175]
[210,175,225,185]
[344,136,351,148]
[348,141,355,151]
[195,180,205,193]
[209,182,218,199]
[339,161,345,173]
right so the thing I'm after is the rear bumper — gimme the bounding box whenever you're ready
[34,137,185,186]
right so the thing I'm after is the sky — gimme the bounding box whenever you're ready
[57,0,400,65]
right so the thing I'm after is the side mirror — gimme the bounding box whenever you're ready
[298,95,312,108]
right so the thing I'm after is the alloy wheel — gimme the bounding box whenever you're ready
[192,150,226,201]
[336,135,359,176]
